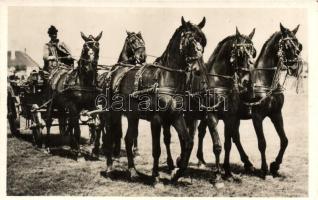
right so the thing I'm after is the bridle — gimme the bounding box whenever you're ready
[204,40,255,93]
[179,31,205,71]
[244,35,303,106]
[186,39,255,111]
[130,30,205,98]
[126,33,145,52]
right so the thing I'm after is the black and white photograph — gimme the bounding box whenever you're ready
[1,0,317,198]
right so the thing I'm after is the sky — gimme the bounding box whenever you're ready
[8,7,308,66]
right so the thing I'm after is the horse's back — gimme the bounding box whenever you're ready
[104,64,158,95]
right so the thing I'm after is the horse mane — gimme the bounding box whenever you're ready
[155,22,207,64]
[206,35,236,67]
[255,31,282,65]
[118,40,130,62]
[155,26,183,64]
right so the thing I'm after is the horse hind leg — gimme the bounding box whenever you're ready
[163,123,175,171]
[206,113,222,173]
[252,113,268,177]
[132,120,140,157]
[197,119,207,166]
[269,111,288,177]
[151,115,162,182]
[231,119,254,174]
[125,115,139,180]
[113,119,123,159]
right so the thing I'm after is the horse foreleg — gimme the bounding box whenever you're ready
[125,115,139,180]
[223,117,233,178]
[113,119,123,158]
[132,119,139,157]
[231,118,254,173]
[252,112,268,176]
[171,114,193,182]
[150,115,162,181]
[103,113,114,174]
[163,123,174,171]
[92,125,101,158]
[197,119,207,165]
[269,111,288,176]
[206,113,222,173]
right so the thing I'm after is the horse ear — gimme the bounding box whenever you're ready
[198,17,206,29]
[126,30,132,36]
[248,28,255,39]
[292,24,300,35]
[95,31,103,41]
[81,32,89,41]
[280,23,288,35]
[181,16,186,26]
[236,26,241,37]
[137,31,143,39]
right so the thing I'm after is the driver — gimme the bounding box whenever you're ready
[43,25,73,73]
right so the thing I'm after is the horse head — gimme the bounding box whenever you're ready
[231,27,257,88]
[278,23,303,76]
[120,31,146,64]
[178,16,207,73]
[206,27,256,90]
[79,31,102,85]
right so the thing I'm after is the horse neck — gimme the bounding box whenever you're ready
[255,33,281,69]
[155,39,187,90]
[117,41,131,63]
[254,33,281,86]
[78,55,97,86]
[206,41,233,87]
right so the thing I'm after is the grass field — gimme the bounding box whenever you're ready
[7,81,308,196]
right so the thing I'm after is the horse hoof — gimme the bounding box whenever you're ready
[225,174,242,183]
[170,168,183,183]
[91,148,99,158]
[244,163,255,174]
[153,178,164,189]
[212,174,224,189]
[197,160,208,169]
[43,148,50,154]
[104,165,113,177]
[270,162,280,176]
[129,168,139,181]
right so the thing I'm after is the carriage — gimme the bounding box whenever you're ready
[7,70,65,147]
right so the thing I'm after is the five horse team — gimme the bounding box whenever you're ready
[8,16,303,184]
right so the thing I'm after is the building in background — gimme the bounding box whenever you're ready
[7,50,40,78]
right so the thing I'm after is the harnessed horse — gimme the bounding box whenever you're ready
[161,27,257,178]
[101,17,207,183]
[195,23,303,178]
[45,32,102,152]
[91,31,146,158]
[247,23,303,177]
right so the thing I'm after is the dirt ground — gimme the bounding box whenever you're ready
[7,80,308,196]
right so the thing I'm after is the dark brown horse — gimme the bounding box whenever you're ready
[92,31,146,158]
[249,23,302,177]
[45,32,102,152]
[162,28,257,178]
[102,17,207,182]
[196,23,303,178]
